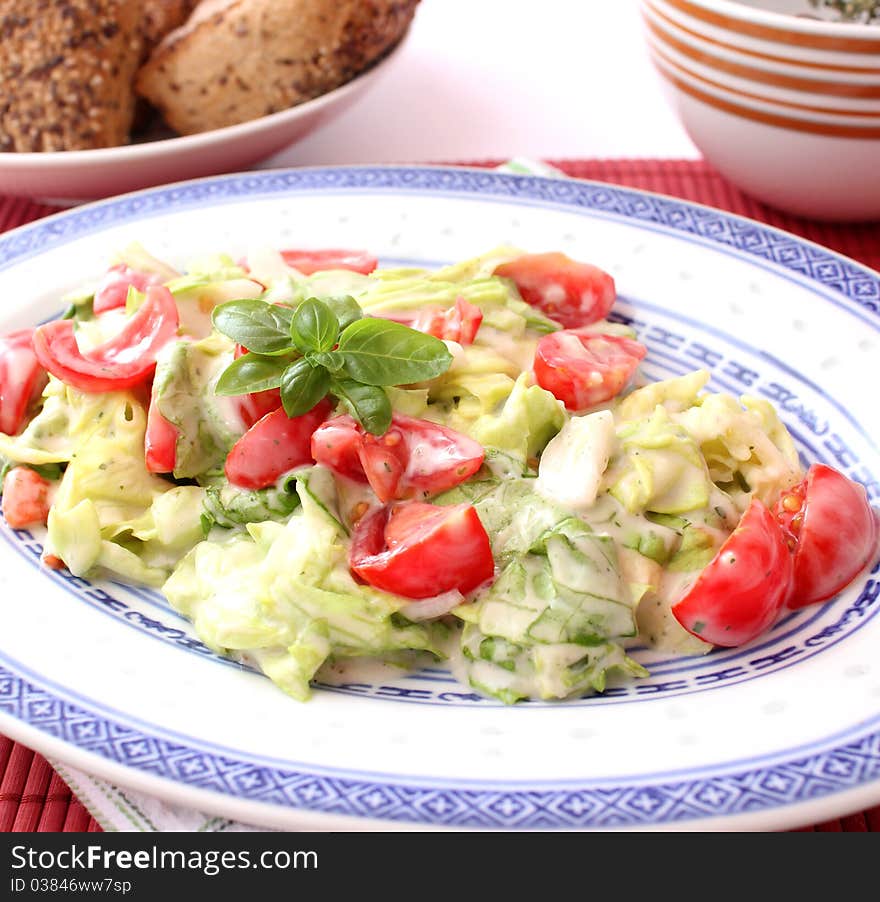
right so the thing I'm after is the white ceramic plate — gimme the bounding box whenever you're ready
[0,39,407,204]
[0,166,878,832]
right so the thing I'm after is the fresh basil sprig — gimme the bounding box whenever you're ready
[212,299,295,355]
[212,295,452,434]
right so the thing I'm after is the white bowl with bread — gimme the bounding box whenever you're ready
[0,0,418,202]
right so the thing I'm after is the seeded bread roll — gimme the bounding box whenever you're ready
[0,0,145,152]
[140,1,202,55]
[135,0,419,136]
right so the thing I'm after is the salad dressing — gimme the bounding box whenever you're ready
[0,245,812,704]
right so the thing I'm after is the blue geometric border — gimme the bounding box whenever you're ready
[1,165,879,828]
[2,661,879,828]
[0,166,877,320]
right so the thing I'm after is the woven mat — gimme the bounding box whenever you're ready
[0,158,878,833]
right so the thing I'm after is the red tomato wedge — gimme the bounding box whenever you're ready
[311,413,485,503]
[279,249,378,276]
[672,499,794,647]
[411,296,483,345]
[308,415,368,483]
[775,464,879,608]
[236,388,283,429]
[145,386,178,474]
[225,400,332,489]
[33,286,179,393]
[349,501,494,598]
[2,467,51,529]
[93,264,163,314]
[0,329,47,436]
[493,252,616,329]
[533,331,647,410]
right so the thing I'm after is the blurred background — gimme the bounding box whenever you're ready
[262,0,701,166]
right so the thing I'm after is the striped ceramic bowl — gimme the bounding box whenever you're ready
[641,0,880,220]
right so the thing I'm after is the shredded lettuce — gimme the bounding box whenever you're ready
[153,336,245,479]
[42,390,204,586]
[164,477,446,700]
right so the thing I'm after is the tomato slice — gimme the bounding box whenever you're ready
[2,467,51,529]
[671,499,794,647]
[775,464,879,608]
[349,501,494,598]
[311,413,485,502]
[145,385,178,474]
[533,330,647,410]
[0,329,47,436]
[33,286,180,393]
[411,296,483,345]
[279,248,378,276]
[225,399,332,489]
[493,252,616,329]
[308,414,369,483]
[93,264,163,315]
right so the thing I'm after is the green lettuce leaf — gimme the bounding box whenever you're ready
[153,335,246,479]
[163,478,446,701]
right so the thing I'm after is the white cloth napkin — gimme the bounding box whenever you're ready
[49,157,564,832]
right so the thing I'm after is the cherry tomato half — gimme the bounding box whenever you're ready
[33,286,180,393]
[93,264,163,315]
[671,499,794,647]
[533,330,647,410]
[144,384,179,474]
[2,467,51,529]
[0,329,47,436]
[225,400,332,489]
[279,249,378,276]
[349,501,494,598]
[493,252,616,329]
[311,413,485,503]
[775,464,878,608]
[411,296,483,345]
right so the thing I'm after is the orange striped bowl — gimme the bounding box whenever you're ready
[641,0,880,220]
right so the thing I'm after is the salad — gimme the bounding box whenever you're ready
[0,245,876,704]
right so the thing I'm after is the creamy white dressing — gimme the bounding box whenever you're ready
[175,278,264,339]
[475,325,539,372]
[635,570,713,656]
[535,410,615,511]
[13,246,814,705]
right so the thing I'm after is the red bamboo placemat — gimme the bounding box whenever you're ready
[0,158,877,833]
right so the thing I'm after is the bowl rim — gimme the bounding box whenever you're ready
[642,0,880,74]
[0,27,411,167]
[653,0,880,43]
[644,7,880,97]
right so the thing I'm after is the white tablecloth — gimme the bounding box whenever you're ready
[260,0,699,169]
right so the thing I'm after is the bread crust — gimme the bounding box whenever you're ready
[0,0,144,152]
[140,0,202,55]
[135,0,419,135]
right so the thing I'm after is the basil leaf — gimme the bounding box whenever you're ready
[323,295,363,331]
[305,350,345,373]
[290,298,339,353]
[332,378,392,435]
[335,318,453,386]
[214,351,293,396]
[212,299,295,355]
[280,358,330,418]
